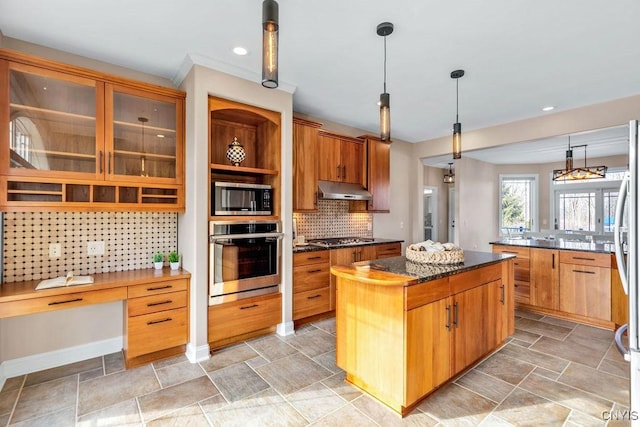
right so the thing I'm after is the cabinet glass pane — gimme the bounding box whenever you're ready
[112,92,176,178]
[9,69,97,173]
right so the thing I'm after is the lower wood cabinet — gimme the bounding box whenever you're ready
[492,244,530,304]
[293,250,330,321]
[559,251,611,321]
[530,248,559,310]
[208,292,282,349]
[611,253,628,327]
[375,242,402,259]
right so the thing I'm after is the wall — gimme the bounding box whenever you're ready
[178,62,294,362]
[294,200,372,240]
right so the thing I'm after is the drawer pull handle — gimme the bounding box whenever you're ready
[573,269,596,274]
[502,250,519,254]
[147,285,172,291]
[308,256,322,260]
[48,298,83,306]
[573,257,595,261]
[308,269,322,273]
[240,304,259,310]
[147,300,172,307]
[308,294,322,299]
[147,317,172,325]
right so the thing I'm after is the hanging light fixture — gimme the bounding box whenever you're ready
[377,22,393,141]
[552,136,607,181]
[138,116,149,177]
[261,0,279,89]
[443,162,455,184]
[451,69,465,159]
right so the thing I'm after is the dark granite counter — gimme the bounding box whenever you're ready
[292,238,403,254]
[332,250,513,285]
[491,238,617,254]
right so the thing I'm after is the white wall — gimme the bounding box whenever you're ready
[178,63,294,360]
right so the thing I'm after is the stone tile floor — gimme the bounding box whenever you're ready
[0,310,632,426]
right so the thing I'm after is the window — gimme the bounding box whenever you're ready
[552,168,624,233]
[499,174,538,236]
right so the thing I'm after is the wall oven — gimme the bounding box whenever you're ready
[212,181,272,216]
[209,220,283,305]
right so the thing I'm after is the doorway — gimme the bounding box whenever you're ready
[448,187,455,243]
[423,187,438,241]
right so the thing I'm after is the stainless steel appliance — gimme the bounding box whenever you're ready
[209,220,283,305]
[614,120,639,423]
[212,181,272,216]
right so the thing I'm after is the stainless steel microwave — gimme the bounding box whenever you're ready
[212,182,273,216]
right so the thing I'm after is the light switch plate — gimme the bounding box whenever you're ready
[87,241,105,256]
[49,243,61,258]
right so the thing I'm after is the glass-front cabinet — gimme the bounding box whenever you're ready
[0,50,185,211]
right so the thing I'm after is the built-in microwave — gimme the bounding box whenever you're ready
[212,181,272,216]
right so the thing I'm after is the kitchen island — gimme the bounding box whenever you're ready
[331,251,514,416]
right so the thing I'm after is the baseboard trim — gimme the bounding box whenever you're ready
[185,342,210,363]
[0,336,123,389]
[277,321,295,337]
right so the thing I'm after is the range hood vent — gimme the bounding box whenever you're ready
[317,180,373,201]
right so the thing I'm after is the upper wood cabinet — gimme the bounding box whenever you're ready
[0,49,186,211]
[293,118,321,212]
[350,135,391,212]
[317,131,364,185]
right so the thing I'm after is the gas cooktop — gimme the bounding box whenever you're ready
[308,237,375,247]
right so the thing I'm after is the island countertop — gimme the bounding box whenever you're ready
[331,250,513,285]
[491,238,617,254]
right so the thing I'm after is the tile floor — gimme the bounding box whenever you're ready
[0,310,632,426]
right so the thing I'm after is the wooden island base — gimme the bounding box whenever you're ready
[331,252,514,416]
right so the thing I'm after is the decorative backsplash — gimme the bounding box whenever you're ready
[294,199,373,240]
[2,212,178,283]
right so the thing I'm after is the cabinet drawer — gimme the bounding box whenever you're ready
[293,287,331,320]
[208,293,281,344]
[375,243,402,259]
[126,307,188,358]
[559,251,610,268]
[492,245,530,259]
[127,291,187,317]
[128,279,188,299]
[514,258,530,282]
[0,287,127,318]
[514,281,530,304]
[405,277,450,311]
[293,264,330,293]
[293,250,330,266]
[450,263,502,294]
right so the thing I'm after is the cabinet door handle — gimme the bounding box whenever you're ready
[453,301,459,328]
[307,269,322,273]
[48,298,83,306]
[552,253,555,269]
[308,294,322,299]
[573,256,596,261]
[342,165,346,178]
[337,165,341,179]
[147,300,173,307]
[147,317,172,325]
[500,284,505,305]
[108,152,112,174]
[572,269,596,275]
[99,151,103,174]
[314,191,318,207]
[446,305,452,331]
[240,304,259,310]
[147,285,172,291]
[352,252,356,262]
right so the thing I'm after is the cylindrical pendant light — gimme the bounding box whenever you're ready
[451,69,465,159]
[377,22,393,141]
[262,0,279,89]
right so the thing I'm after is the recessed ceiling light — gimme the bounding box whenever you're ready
[542,106,555,112]
[233,46,248,56]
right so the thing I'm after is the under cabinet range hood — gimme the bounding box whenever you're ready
[317,180,373,201]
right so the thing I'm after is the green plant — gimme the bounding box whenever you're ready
[153,252,164,263]
[168,251,180,263]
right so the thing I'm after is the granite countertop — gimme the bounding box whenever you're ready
[292,238,404,253]
[491,238,618,254]
[332,250,513,285]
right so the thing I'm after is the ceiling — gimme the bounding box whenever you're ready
[1,1,639,145]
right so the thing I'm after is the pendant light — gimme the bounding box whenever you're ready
[262,0,279,89]
[138,116,148,177]
[377,22,393,141]
[451,69,465,159]
[552,136,607,181]
[443,162,455,184]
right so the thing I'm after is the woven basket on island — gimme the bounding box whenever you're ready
[405,240,464,265]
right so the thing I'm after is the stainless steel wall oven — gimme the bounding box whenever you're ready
[209,220,283,305]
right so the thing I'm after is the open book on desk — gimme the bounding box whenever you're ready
[35,272,94,290]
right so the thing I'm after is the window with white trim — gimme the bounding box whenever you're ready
[499,174,538,236]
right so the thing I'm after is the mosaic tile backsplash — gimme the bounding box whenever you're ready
[2,212,178,283]
[294,199,373,240]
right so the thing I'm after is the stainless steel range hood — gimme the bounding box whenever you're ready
[317,180,372,201]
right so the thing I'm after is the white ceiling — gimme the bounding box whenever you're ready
[1,1,639,146]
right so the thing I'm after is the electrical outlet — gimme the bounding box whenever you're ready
[367,222,372,231]
[49,243,61,258]
[87,241,105,256]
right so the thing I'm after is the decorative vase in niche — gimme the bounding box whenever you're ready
[226,137,246,166]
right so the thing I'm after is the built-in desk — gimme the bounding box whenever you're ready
[0,268,191,368]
